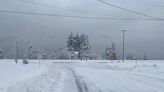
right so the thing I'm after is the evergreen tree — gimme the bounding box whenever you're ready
[67,33,89,59]
[67,32,74,51]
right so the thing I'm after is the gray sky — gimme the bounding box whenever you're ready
[0,0,164,59]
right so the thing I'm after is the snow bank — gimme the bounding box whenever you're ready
[7,65,65,92]
[106,61,164,76]
[0,60,47,92]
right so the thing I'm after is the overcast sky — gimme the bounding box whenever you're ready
[0,0,164,59]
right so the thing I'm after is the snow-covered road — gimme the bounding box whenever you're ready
[63,62,164,92]
[70,68,164,92]
[1,60,164,92]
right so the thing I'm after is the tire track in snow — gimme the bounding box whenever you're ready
[68,67,88,92]
[67,67,103,92]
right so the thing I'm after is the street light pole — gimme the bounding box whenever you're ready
[122,30,126,62]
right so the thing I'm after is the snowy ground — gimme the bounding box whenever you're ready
[0,60,48,92]
[0,60,164,92]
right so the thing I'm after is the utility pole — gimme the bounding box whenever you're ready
[38,48,42,67]
[122,30,126,62]
[28,41,32,60]
[15,41,18,63]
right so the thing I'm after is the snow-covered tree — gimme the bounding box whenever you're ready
[67,32,74,51]
[105,43,117,60]
[67,33,90,59]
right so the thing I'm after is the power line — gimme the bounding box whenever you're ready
[19,0,82,12]
[19,0,110,17]
[97,0,164,20]
[0,10,164,21]
[109,0,164,7]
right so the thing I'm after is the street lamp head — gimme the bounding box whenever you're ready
[122,29,126,32]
